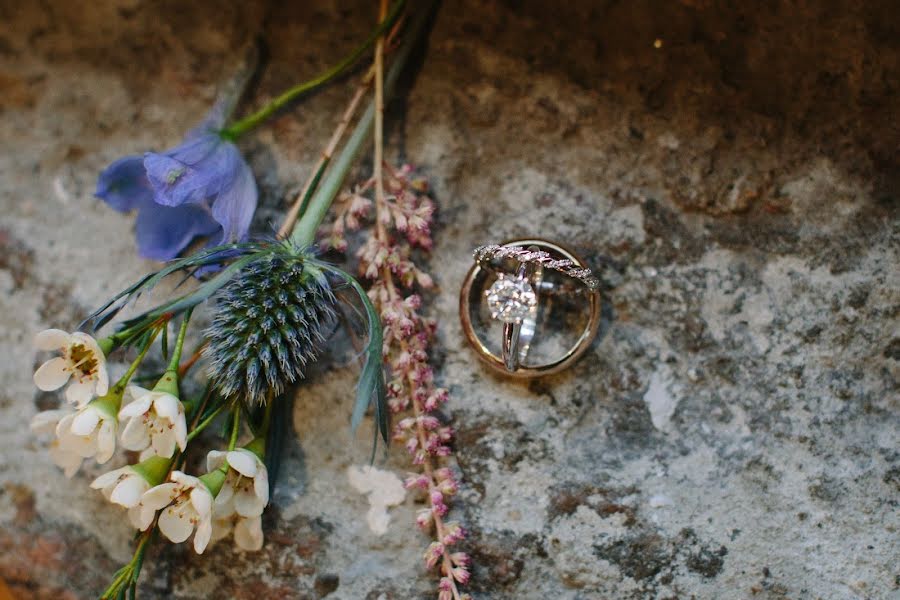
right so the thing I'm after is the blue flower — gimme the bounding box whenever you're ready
[95,109,257,261]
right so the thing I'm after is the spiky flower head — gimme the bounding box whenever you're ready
[205,246,336,406]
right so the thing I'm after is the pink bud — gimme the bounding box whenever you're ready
[419,415,440,430]
[434,467,452,481]
[451,567,471,584]
[439,478,459,496]
[404,475,430,490]
[423,542,444,569]
[450,552,471,567]
[415,508,433,530]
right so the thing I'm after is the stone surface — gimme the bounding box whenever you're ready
[1,1,898,599]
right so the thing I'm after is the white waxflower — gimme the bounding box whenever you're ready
[31,402,117,477]
[33,329,109,406]
[118,386,187,458]
[208,448,269,519]
[211,514,264,551]
[142,471,214,554]
[90,466,155,530]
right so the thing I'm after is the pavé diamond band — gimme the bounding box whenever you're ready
[474,243,601,290]
[460,238,601,378]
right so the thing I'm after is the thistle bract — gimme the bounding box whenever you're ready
[205,247,336,406]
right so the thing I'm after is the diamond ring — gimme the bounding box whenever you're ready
[460,238,601,378]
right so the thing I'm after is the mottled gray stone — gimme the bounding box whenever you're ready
[1,1,898,599]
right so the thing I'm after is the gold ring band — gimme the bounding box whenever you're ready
[459,238,601,378]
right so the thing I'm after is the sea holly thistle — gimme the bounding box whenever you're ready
[28,2,458,599]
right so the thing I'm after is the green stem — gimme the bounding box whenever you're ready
[186,404,226,443]
[165,309,192,372]
[221,0,406,139]
[260,398,275,438]
[112,328,159,395]
[228,408,241,451]
[289,1,431,247]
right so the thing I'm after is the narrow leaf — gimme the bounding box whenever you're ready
[317,263,388,447]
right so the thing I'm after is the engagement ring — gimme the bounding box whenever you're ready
[460,238,601,378]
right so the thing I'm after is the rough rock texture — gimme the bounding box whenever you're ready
[1,1,898,599]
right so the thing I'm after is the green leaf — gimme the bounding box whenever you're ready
[119,253,259,330]
[160,322,169,362]
[82,242,266,332]
[315,262,389,450]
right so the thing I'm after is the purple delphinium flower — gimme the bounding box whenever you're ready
[95,157,221,261]
[95,108,257,261]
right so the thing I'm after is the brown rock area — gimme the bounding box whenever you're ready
[0,1,897,598]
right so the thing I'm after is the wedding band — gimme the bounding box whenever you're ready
[460,238,601,378]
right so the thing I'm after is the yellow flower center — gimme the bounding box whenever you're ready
[68,343,99,378]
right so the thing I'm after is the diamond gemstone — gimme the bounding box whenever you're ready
[485,274,537,323]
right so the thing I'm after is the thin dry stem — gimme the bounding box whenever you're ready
[374,0,388,244]
[277,67,376,239]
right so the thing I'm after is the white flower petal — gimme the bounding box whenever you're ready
[171,471,201,489]
[49,441,82,477]
[151,429,176,459]
[133,504,157,531]
[120,417,150,451]
[190,487,213,518]
[234,490,266,518]
[128,506,146,530]
[159,502,194,543]
[234,516,263,551]
[173,413,187,451]
[125,385,151,403]
[35,329,69,351]
[55,413,76,438]
[72,332,103,351]
[34,357,71,391]
[153,393,180,420]
[119,396,152,419]
[194,517,212,554]
[96,420,116,463]
[254,468,269,505]
[111,476,148,508]
[206,450,228,473]
[210,518,233,543]
[65,379,96,406]
[95,365,109,397]
[141,483,179,510]
[71,408,100,436]
[91,466,129,490]
[226,450,258,478]
[60,428,99,458]
[213,482,235,517]
[31,410,66,434]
